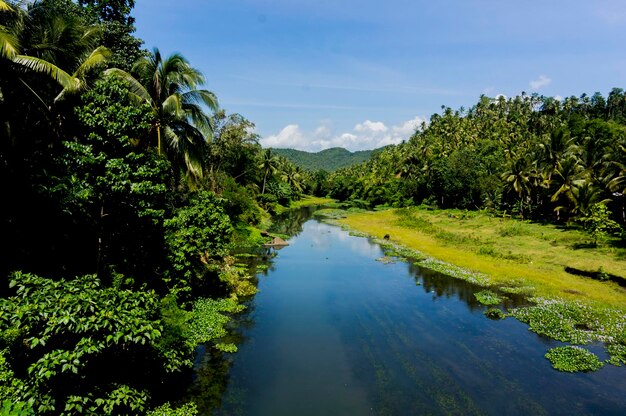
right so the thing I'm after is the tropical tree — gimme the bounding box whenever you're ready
[258,148,280,195]
[0,1,18,59]
[501,154,537,218]
[1,0,110,113]
[550,157,583,219]
[281,163,304,196]
[106,48,218,180]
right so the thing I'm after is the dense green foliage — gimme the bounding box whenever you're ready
[0,1,308,413]
[0,272,163,414]
[273,147,377,172]
[327,92,626,242]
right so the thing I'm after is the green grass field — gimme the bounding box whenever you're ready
[339,207,626,310]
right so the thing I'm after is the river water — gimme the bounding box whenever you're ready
[192,215,626,415]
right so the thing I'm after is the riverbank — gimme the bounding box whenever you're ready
[274,195,336,213]
[337,207,626,309]
[332,207,626,371]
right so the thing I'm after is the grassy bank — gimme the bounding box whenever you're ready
[339,207,626,309]
[288,195,335,209]
[272,195,336,215]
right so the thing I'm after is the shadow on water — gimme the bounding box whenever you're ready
[189,211,626,416]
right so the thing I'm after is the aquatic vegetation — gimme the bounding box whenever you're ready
[474,290,503,306]
[417,258,491,286]
[606,343,626,366]
[510,298,626,369]
[500,285,535,296]
[510,298,624,344]
[545,346,604,372]
[147,402,198,416]
[376,256,397,264]
[186,298,245,354]
[484,308,506,320]
[313,208,348,219]
[348,230,370,238]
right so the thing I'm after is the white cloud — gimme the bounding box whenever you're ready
[529,75,552,90]
[313,122,332,138]
[263,124,308,149]
[261,116,426,152]
[392,116,426,136]
[354,120,388,133]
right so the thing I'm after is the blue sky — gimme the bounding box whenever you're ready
[134,0,626,151]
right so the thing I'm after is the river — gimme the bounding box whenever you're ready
[190,212,626,415]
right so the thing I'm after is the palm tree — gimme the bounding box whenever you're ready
[539,129,577,181]
[550,157,583,219]
[1,1,109,104]
[258,148,279,195]
[1,0,110,142]
[501,154,538,218]
[0,1,18,59]
[282,164,304,195]
[572,182,610,217]
[105,48,218,179]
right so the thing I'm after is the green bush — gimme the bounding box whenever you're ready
[164,191,233,293]
[0,272,172,414]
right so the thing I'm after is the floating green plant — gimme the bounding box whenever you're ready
[474,290,502,306]
[313,209,348,219]
[510,298,626,369]
[376,256,396,264]
[545,346,604,372]
[606,343,626,366]
[484,308,506,319]
[500,285,535,296]
[510,298,619,344]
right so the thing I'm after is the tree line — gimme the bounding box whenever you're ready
[0,1,310,414]
[325,91,626,241]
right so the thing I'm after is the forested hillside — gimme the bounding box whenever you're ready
[327,92,626,237]
[273,147,377,172]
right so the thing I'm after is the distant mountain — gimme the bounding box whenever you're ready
[272,147,380,172]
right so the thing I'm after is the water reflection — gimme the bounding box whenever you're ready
[268,206,320,237]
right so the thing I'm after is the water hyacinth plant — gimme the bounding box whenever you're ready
[474,290,503,306]
[545,346,604,372]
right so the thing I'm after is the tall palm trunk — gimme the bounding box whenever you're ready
[262,170,268,195]
[157,123,161,155]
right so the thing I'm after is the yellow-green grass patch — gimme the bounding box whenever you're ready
[339,208,626,310]
[289,196,335,209]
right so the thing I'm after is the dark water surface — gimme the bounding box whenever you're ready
[196,218,626,415]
